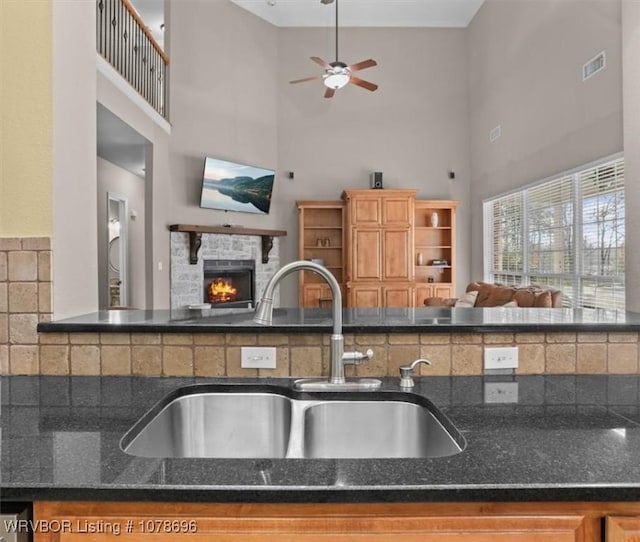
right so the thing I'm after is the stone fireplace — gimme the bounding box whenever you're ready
[170,231,281,309]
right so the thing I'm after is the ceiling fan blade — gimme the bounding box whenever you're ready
[348,59,377,72]
[311,56,332,69]
[349,76,378,92]
[324,88,336,99]
[290,75,322,84]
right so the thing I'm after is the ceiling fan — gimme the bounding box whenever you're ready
[290,0,379,98]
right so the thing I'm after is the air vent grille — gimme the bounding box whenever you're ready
[583,51,606,81]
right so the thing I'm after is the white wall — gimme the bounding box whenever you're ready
[467,0,623,280]
[97,157,147,309]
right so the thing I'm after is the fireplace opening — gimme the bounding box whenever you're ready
[203,259,255,308]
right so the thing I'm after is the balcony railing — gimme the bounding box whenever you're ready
[96,0,168,118]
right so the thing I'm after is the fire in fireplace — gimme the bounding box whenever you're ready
[203,259,255,308]
[208,278,238,303]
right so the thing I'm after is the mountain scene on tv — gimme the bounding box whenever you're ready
[200,158,275,215]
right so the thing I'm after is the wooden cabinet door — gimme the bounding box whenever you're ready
[383,229,412,281]
[302,284,333,308]
[607,516,640,541]
[382,196,413,227]
[350,196,381,226]
[433,284,453,298]
[383,285,414,307]
[416,285,432,306]
[35,512,588,542]
[349,285,382,307]
[351,229,382,281]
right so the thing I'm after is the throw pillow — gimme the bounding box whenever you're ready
[454,290,479,308]
[502,300,519,307]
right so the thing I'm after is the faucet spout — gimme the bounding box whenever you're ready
[254,260,342,335]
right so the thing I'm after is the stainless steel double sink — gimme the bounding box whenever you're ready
[120,384,465,459]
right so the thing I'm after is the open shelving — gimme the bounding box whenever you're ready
[297,200,345,307]
[413,200,458,300]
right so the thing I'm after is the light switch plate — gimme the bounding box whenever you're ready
[241,347,277,369]
[484,346,518,370]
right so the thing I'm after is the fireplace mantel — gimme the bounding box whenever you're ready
[169,224,287,264]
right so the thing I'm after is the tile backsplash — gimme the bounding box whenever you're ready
[1,236,639,377]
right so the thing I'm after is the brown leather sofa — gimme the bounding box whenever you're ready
[424,281,563,308]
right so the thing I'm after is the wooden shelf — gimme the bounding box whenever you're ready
[304,246,343,250]
[169,224,287,264]
[304,226,343,230]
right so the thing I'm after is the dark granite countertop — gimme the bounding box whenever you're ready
[3,375,640,503]
[37,307,640,333]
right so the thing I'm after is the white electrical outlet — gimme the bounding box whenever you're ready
[484,346,518,370]
[484,382,519,403]
[241,347,277,369]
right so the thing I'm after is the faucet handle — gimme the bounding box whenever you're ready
[342,348,374,366]
[399,358,432,388]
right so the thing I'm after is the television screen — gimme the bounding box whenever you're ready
[200,157,275,215]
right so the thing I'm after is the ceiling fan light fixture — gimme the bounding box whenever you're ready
[323,63,351,89]
[323,72,350,89]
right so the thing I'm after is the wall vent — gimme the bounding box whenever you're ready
[583,51,606,81]
[489,125,501,143]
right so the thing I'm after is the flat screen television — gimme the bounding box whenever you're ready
[199,157,275,215]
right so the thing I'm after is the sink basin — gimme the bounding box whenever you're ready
[303,400,463,459]
[121,386,292,458]
[121,384,465,459]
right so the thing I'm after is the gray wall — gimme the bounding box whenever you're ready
[277,27,472,302]
[97,157,147,309]
[623,0,640,311]
[52,0,98,319]
[97,71,172,310]
[467,0,623,280]
[167,1,280,225]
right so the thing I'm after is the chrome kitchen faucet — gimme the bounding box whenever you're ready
[254,260,381,391]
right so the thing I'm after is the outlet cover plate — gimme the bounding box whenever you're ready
[484,346,518,370]
[241,347,277,369]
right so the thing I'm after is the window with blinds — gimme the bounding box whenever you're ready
[483,155,625,309]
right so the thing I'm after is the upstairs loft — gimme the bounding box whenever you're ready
[96,0,168,119]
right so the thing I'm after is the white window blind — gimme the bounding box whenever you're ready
[484,155,625,309]
[490,193,523,285]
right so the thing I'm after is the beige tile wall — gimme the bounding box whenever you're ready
[1,237,638,377]
[0,237,52,375]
